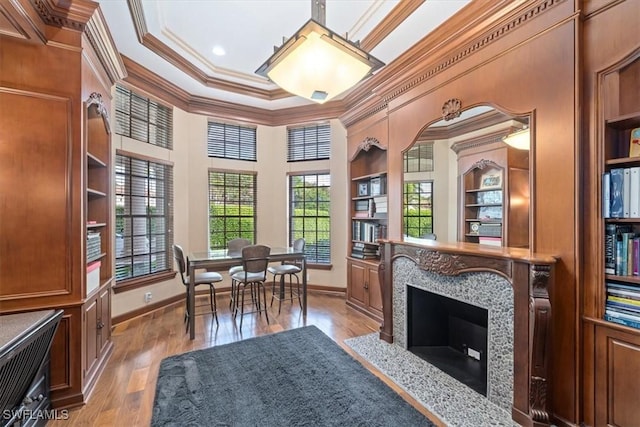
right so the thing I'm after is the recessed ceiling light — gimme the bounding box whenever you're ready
[212,45,226,56]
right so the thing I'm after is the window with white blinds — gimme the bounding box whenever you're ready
[208,170,257,250]
[289,173,331,264]
[115,153,174,282]
[287,124,330,162]
[207,122,257,161]
[114,85,173,149]
[404,141,434,172]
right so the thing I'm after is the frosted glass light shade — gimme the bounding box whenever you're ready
[503,128,530,150]
[256,20,384,104]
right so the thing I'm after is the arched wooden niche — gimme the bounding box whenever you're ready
[401,102,531,247]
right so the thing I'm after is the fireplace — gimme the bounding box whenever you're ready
[407,287,488,396]
[377,241,554,426]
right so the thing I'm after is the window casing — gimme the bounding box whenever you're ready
[289,173,331,264]
[208,171,257,249]
[403,181,433,238]
[287,124,330,162]
[207,122,257,161]
[115,153,174,283]
[114,85,173,149]
[404,141,434,172]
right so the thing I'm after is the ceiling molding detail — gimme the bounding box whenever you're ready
[122,56,345,127]
[126,0,290,101]
[449,130,509,154]
[342,0,563,126]
[84,6,126,84]
[381,0,564,104]
[360,0,424,51]
[31,0,96,31]
[425,110,516,141]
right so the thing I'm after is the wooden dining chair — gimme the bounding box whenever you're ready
[230,244,271,329]
[268,238,305,314]
[173,244,223,330]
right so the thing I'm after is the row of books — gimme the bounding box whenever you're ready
[353,197,387,219]
[352,221,384,243]
[605,282,640,330]
[87,231,101,262]
[603,167,640,218]
[351,242,379,259]
[604,224,639,276]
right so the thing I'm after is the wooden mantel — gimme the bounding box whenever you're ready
[377,239,557,427]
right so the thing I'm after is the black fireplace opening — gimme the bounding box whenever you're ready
[407,287,489,396]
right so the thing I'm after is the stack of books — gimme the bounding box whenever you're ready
[87,231,101,263]
[373,196,387,218]
[604,224,639,276]
[354,200,370,218]
[603,167,640,218]
[352,221,382,243]
[351,242,379,259]
[605,282,640,329]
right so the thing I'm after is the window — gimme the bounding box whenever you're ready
[115,153,174,282]
[287,124,330,162]
[208,171,257,249]
[207,121,257,161]
[289,173,331,264]
[114,85,173,149]
[403,181,433,238]
[404,141,434,172]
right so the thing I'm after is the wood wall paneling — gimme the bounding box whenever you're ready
[0,89,76,300]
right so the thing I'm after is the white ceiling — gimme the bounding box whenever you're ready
[98,0,470,110]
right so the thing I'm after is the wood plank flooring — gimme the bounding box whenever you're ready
[49,292,443,426]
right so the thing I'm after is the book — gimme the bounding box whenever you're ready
[604,223,617,274]
[610,168,624,218]
[603,172,610,218]
[634,237,640,276]
[606,299,640,314]
[605,313,640,330]
[623,168,631,217]
[630,127,640,157]
[608,295,640,307]
[630,167,640,218]
[478,236,502,246]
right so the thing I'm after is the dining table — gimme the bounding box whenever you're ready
[187,246,307,339]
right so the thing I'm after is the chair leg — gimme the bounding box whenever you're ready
[261,281,269,324]
[270,275,277,307]
[295,274,302,308]
[212,287,218,325]
[278,274,285,314]
[239,285,245,329]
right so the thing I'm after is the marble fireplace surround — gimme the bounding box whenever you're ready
[378,240,556,427]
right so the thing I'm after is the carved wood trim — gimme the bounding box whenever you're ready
[462,159,502,177]
[32,0,96,31]
[442,98,462,121]
[360,0,424,51]
[83,7,127,84]
[86,92,110,134]
[349,137,387,161]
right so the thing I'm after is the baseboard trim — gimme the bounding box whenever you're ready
[112,284,345,326]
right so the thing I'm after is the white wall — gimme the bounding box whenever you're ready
[112,104,348,318]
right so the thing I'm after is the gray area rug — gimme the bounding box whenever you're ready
[152,325,435,426]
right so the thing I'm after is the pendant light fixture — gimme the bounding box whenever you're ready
[255,0,384,104]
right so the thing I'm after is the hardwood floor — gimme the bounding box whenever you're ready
[50,291,443,426]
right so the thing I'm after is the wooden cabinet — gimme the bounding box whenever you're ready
[595,325,640,426]
[587,49,640,424]
[347,139,387,320]
[346,259,382,321]
[458,144,529,248]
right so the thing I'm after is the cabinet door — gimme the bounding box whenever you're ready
[98,286,111,355]
[348,261,367,306]
[84,296,99,379]
[595,325,640,426]
[367,266,383,313]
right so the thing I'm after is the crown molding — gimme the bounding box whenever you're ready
[342,0,564,126]
[360,0,424,51]
[84,6,126,84]
[122,55,345,127]
[31,0,96,31]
